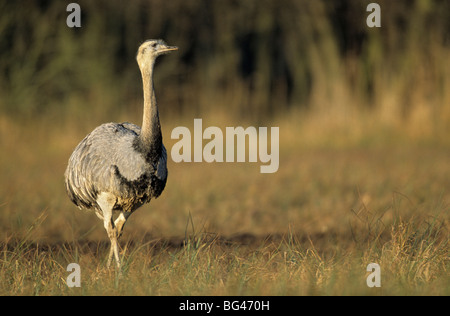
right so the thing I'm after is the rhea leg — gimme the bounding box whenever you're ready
[97,193,121,269]
[106,212,130,267]
[104,217,120,269]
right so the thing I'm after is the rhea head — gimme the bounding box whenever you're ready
[136,39,178,74]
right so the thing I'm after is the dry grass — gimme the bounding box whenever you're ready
[1,0,449,297]
[0,109,449,296]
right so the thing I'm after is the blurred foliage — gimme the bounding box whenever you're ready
[0,0,449,120]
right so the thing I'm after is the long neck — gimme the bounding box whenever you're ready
[139,61,162,151]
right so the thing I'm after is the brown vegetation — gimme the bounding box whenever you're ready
[0,0,449,295]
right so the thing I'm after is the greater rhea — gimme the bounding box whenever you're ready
[65,39,177,269]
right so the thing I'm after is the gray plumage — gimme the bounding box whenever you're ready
[64,39,177,270]
[65,122,167,212]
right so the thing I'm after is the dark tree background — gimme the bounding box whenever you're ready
[0,0,449,120]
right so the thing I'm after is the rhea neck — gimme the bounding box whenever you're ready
[138,59,162,152]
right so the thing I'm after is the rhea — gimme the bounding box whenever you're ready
[64,39,177,269]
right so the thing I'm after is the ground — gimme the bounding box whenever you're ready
[0,112,448,295]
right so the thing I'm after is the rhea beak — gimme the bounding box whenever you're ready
[160,45,178,54]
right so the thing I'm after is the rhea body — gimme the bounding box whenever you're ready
[64,40,177,269]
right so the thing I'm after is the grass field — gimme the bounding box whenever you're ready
[0,109,448,296]
[1,0,449,298]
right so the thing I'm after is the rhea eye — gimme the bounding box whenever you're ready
[151,43,157,48]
